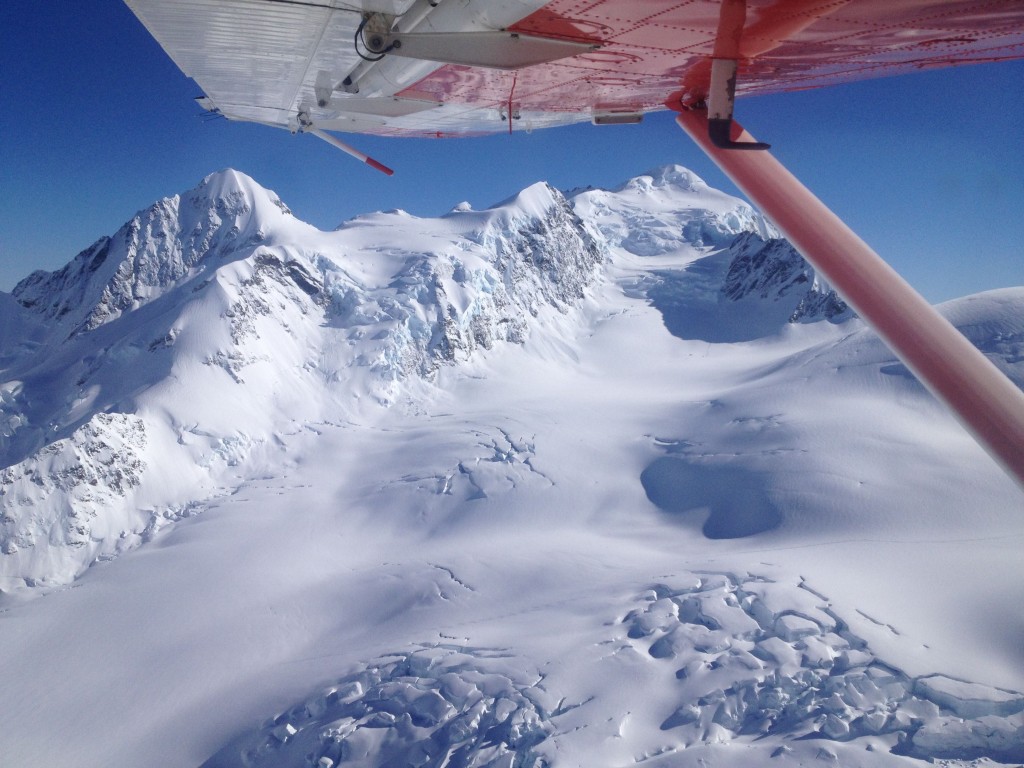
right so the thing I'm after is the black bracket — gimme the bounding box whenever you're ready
[707,58,770,150]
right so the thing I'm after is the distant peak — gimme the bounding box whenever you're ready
[620,165,707,193]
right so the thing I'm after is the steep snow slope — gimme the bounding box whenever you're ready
[0,168,1021,768]
[0,171,601,591]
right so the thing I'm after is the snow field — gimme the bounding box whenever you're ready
[0,167,1021,767]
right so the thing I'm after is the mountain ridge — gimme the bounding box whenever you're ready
[0,169,610,590]
[3,166,1017,596]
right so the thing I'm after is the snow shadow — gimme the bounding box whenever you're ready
[645,260,793,344]
[640,457,781,538]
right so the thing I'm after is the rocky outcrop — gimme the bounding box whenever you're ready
[721,232,852,323]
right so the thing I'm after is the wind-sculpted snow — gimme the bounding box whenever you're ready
[202,646,558,768]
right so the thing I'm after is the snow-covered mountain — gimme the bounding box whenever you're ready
[1,167,1021,768]
[1,170,605,588]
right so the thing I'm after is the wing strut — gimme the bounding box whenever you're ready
[676,108,1024,490]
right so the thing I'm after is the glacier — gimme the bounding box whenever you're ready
[0,166,1022,767]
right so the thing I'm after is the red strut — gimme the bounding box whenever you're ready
[677,109,1024,490]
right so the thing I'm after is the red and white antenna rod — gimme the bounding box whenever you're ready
[307,126,394,176]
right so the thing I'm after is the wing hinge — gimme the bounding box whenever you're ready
[707,58,770,151]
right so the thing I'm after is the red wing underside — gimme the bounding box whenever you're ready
[396,0,1024,135]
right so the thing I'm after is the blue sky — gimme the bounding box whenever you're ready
[1,1,1021,301]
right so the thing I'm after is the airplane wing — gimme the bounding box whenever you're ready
[123,0,1024,139]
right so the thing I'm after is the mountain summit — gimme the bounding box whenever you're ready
[12,169,300,335]
[1,167,1022,768]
